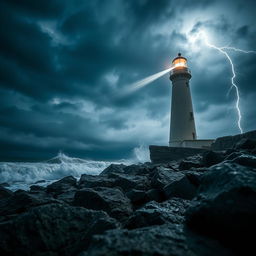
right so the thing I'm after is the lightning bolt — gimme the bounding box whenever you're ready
[188,30,255,134]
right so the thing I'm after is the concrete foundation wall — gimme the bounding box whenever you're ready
[149,145,207,163]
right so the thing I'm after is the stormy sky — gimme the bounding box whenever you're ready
[0,0,256,161]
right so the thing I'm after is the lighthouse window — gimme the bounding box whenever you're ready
[190,112,194,120]
[186,82,189,87]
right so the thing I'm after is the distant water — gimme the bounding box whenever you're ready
[0,146,150,191]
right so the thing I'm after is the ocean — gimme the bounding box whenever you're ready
[0,145,150,191]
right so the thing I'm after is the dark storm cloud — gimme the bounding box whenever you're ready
[0,0,255,161]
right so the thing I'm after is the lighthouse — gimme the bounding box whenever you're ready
[169,53,197,147]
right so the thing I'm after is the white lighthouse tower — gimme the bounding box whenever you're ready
[169,53,197,147]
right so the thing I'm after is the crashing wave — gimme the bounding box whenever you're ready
[0,153,117,188]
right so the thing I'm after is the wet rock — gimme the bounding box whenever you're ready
[123,164,150,176]
[0,204,118,256]
[73,187,132,222]
[179,160,202,171]
[163,173,197,200]
[201,151,224,167]
[0,182,10,187]
[0,190,60,217]
[57,190,77,204]
[126,198,191,229]
[0,186,13,199]
[78,174,115,189]
[235,138,256,150]
[184,170,205,187]
[81,224,232,256]
[186,162,256,254]
[46,176,77,195]
[99,164,126,176]
[146,188,164,202]
[126,189,147,205]
[111,173,150,192]
[224,151,242,160]
[150,166,180,189]
[231,154,256,169]
[30,185,46,192]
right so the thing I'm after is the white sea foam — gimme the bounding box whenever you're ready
[0,153,125,191]
[0,148,150,191]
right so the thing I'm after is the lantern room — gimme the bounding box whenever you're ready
[172,53,187,69]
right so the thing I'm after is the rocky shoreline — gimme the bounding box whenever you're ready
[0,138,256,255]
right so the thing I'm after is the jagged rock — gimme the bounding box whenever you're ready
[73,187,132,222]
[126,189,147,205]
[46,176,77,195]
[211,130,256,150]
[179,160,202,171]
[0,182,10,187]
[150,166,180,189]
[163,173,197,200]
[201,151,224,167]
[111,173,150,192]
[224,151,242,160]
[146,188,164,202]
[30,185,46,192]
[123,164,151,176]
[184,170,204,187]
[81,224,232,256]
[186,162,256,254]
[99,164,126,176]
[0,190,60,217]
[231,154,256,169]
[235,138,256,150]
[57,190,77,204]
[0,186,13,199]
[0,204,118,256]
[126,198,191,229]
[78,174,115,189]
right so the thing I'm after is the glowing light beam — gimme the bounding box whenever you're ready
[127,67,173,93]
[188,30,255,134]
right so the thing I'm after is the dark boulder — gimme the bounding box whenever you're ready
[231,154,256,169]
[150,166,181,189]
[73,187,132,222]
[186,162,256,254]
[0,190,60,217]
[224,151,242,160]
[235,138,256,150]
[146,188,164,202]
[0,182,10,187]
[111,173,150,192]
[201,150,224,167]
[57,190,77,204]
[99,164,126,176]
[126,198,191,229]
[78,174,115,189]
[46,176,77,195]
[81,224,232,256]
[163,173,197,200]
[179,160,202,171]
[0,204,118,256]
[126,189,147,206]
[0,186,13,199]
[30,185,46,192]
[184,170,204,187]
